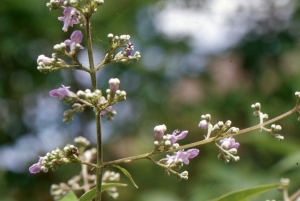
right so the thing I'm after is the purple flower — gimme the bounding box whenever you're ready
[168,130,188,144]
[29,157,48,174]
[37,55,52,65]
[64,30,84,54]
[58,7,80,32]
[124,42,134,57]
[220,137,240,150]
[108,78,120,92]
[166,149,199,165]
[49,85,72,100]
[154,124,167,139]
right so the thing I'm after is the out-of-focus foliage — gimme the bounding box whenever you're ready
[1,0,300,201]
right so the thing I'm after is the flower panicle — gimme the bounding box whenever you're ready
[217,137,240,163]
[153,124,188,152]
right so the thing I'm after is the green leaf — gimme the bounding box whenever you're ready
[112,164,139,188]
[78,183,127,201]
[210,183,282,201]
[58,192,77,201]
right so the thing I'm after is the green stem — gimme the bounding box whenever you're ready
[85,14,102,200]
[95,112,103,201]
[85,17,97,91]
[103,106,297,166]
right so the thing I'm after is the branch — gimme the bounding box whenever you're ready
[103,106,297,166]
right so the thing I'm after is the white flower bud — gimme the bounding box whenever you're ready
[228,148,237,155]
[164,140,171,146]
[120,91,126,96]
[109,78,120,92]
[233,156,240,161]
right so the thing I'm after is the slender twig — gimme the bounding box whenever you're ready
[85,17,97,91]
[289,188,300,200]
[147,157,179,176]
[103,106,297,166]
[95,41,129,71]
[283,187,290,201]
[81,164,89,192]
[72,154,98,168]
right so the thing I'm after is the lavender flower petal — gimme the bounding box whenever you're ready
[220,137,240,150]
[58,7,80,32]
[64,30,84,53]
[166,149,199,165]
[49,85,72,100]
[169,130,188,144]
[29,157,48,174]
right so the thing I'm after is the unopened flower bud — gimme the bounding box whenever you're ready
[180,171,188,180]
[120,91,126,96]
[172,143,179,149]
[233,156,240,161]
[198,120,208,129]
[95,89,101,95]
[154,124,167,139]
[61,158,70,164]
[37,55,52,65]
[224,120,231,127]
[217,121,224,127]
[109,78,120,92]
[280,178,290,185]
[228,148,237,154]
[76,90,85,98]
[231,127,239,133]
[164,140,171,146]
[86,92,93,99]
[64,147,70,153]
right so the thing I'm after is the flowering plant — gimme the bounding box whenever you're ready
[29,1,300,201]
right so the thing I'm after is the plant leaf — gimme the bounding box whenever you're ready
[78,183,127,201]
[58,192,77,201]
[210,183,282,201]
[112,164,139,188]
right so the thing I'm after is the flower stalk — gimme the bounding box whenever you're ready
[95,111,103,201]
[85,16,97,91]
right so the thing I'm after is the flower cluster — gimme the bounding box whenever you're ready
[153,125,199,179]
[156,148,200,180]
[166,149,199,167]
[198,114,239,139]
[107,34,141,64]
[154,124,188,151]
[46,78,125,122]
[251,102,285,140]
[37,30,84,74]
[29,157,48,174]
[217,137,240,163]
[29,145,79,173]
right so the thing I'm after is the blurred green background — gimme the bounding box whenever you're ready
[1,0,300,200]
